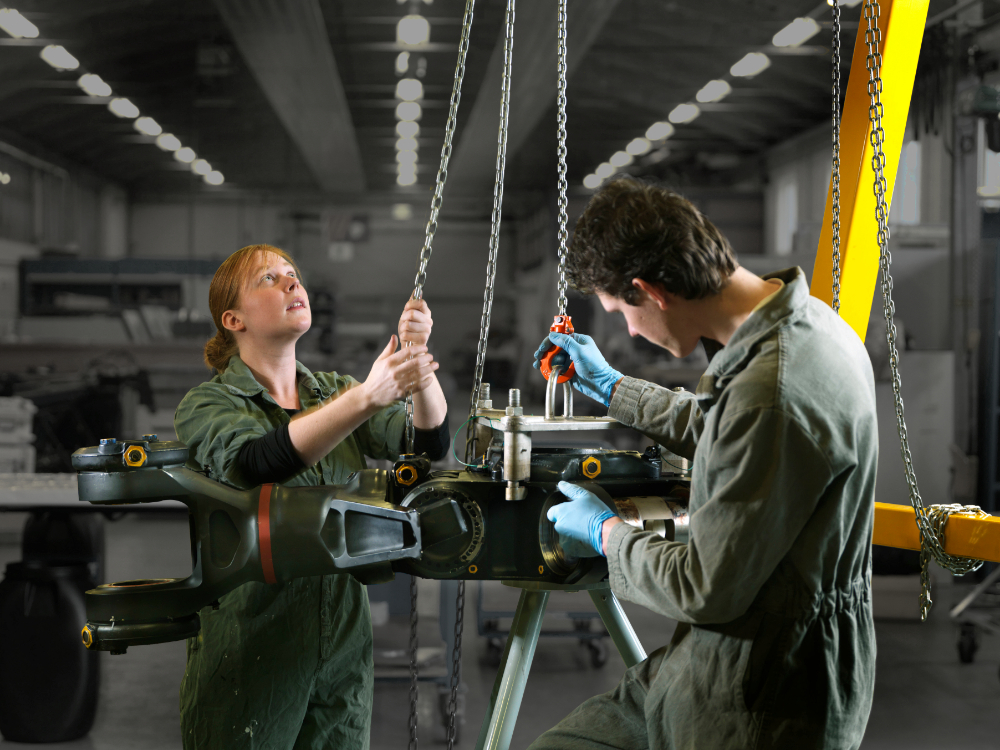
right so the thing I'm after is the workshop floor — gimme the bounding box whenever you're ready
[0,514,997,750]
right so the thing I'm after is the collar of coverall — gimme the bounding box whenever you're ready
[694,266,805,407]
[218,354,337,403]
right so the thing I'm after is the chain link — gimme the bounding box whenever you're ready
[555,0,570,316]
[861,0,985,621]
[407,575,419,750]
[405,0,476,454]
[445,581,465,750]
[831,0,842,315]
[465,0,516,462]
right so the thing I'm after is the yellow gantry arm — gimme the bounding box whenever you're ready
[811,0,930,340]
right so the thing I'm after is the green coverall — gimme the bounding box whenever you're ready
[530,267,878,749]
[174,355,406,750]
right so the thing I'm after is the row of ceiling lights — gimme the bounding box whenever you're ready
[0,7,225,186]
[393,7,432,188]
[582,0,864,189]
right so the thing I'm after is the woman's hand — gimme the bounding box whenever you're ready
[398,298,433,348]
[361,335,439,409]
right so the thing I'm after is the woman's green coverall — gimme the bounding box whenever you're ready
[174,355,407,750]
[531,267,878,749]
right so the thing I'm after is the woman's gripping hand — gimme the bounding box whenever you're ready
[361,336,439,408]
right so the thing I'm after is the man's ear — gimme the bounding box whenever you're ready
[221,310,245,334]
[632,278,672,310]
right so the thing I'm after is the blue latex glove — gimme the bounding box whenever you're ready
[546,481,617,558]
[532,332,624,407]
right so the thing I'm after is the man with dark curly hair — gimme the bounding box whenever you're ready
[531,176,877,749]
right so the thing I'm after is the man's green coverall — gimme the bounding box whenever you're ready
[531,267,878,749]
[174,355,406,750]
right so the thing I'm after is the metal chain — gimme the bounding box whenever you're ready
[465,0,516,463]
[862,0,985,621]
[407,575,419,750]
[831,0,842,315]
[555,0,570,316]
[445,581,466,750]
[405,0,477,454]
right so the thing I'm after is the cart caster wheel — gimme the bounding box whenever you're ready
[958,624,978,664]
[486,637,504,668]
[587,640,608,669]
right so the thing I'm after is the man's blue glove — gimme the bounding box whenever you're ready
[532,332,623,407]
[546,481,617,558]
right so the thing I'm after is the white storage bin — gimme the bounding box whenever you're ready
[0,443,35,473]
[0,397,36,443]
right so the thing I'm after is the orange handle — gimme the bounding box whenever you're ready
[539,315,576,384]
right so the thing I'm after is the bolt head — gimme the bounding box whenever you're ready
[100,438,116,446]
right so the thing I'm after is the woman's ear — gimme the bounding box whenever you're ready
[221,310,245,333]
[632,278,672,310]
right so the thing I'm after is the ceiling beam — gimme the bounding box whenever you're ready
[447,0,621,192]
[214,0,365,192]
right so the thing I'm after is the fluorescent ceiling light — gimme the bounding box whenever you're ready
[645,121,674,141]
[626,137,651,156]
[396,137,418,152]
[397,15,430,46]
[668,103,700,124]
[40,45,79,71]
[396,120,419,138]
[583,174,602,190]
[0,172,10,186]
[174,147,196,164]
[396,150,418,165]
[396,78,423,102]
[595,162,614,179]
[827,0,864,6]
[696,79,731,103]
[191,159,212,176]
[204,171,224,186]
[77,73,112,98]
[156,133,181,151]
[772,17,821,48]
[396,101,422,121]
[392,203,413,220]
[397,172,418,187]
[731,52,770,78]
[609,151,633,168]
[396,51,410,75]
[108,97,139,118]
[133,117,162,136]
[0,9,39,39]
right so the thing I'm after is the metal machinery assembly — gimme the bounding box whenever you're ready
[72,435,688,655]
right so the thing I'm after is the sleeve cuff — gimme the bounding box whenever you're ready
[606,521,636,599]
[608,376,648,426]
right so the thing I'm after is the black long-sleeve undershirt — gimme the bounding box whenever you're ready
[235,410,451,486]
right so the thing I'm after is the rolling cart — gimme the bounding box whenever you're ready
[476,580,609,669]
[950,565,1000,678]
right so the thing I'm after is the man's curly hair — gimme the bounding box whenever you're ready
[568,176,737,304]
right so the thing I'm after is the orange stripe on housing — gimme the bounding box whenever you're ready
[258,483,277,584]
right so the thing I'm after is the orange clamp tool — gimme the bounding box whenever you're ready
[539,315,576,384]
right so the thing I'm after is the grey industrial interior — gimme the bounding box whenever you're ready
[1,0,999,748]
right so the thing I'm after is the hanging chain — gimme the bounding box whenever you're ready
[862,0,985,621]
[465,0,516,463]
[407,575,419,750]
[555,0,570,316]
[445,581,466,750]
[831,0,842,314]
[404,0,477,454]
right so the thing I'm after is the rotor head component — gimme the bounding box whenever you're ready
[72,438,189,472]
[124,445,147,467]
[539,315,576,384]
[80,613,200,654]
[581,456,601,479]
[392,454,431,491]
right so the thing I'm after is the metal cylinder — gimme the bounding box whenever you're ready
[480,383,491,401]
[508,388,520,408]
[503,430,531,483]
